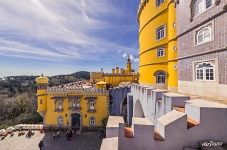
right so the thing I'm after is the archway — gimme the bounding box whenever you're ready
[120,97,127,122]
[71,113,82,130]
[134,100,145,118]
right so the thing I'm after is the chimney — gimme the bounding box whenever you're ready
[112,69,115,74]
[121,68,125,74]
[116,67,119,74]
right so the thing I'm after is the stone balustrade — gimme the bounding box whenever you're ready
[0,124,44,135]
[47,87,108,96]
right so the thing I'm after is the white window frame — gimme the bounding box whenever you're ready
[156,0,165,7]
[157,48,165,57]
[196,27,212,45]
[72,100,80,108]
[156,72,166,84]
[89,101,95,110]
[195,62,215,81]
[156,25,166,40]
[58,116,64,126]
[58,100,63,110]
[194,0,214,17]
[90,117,95,126]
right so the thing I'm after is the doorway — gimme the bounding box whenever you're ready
[71,113,82,130]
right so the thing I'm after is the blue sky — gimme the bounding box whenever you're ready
[0,0,140,77]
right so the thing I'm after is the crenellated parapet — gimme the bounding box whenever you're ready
[137,0,147,21]
[102,99,227,150]
[104,72,139,76]
[47,87,108,97]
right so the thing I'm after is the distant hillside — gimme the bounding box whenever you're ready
[48,71,90,86]
[0,71,90,129]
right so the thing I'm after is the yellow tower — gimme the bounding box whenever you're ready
[125,56,132,73]
[35,74,49,117]
[138,0,178,91]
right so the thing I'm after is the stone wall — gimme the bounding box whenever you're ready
[176,0,227,101]
[109,87,130,116]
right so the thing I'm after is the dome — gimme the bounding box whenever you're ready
[35,74,49,84]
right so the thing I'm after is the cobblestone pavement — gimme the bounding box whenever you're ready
[0,131,103,150]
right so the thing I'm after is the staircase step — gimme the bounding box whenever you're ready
[124,127,134,138]
[173,107,185,113]
[154,130,164,141]
[187,117,199,129]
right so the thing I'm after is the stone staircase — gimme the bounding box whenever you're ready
[102,98,227,150]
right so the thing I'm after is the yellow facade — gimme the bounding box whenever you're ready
[138,0,178,91]
[95,81,107,89]
[90,72,104,84]
[91,57,139,87]
[104,73,138,87]
[36,75,109,130]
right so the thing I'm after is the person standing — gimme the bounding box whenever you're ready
[56,131,60,139]
[38,140,44,150]
[53,132,56,140]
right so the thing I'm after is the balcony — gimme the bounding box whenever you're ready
[54,108,64,112]
[69,106,81,111]
[87,109,96,113]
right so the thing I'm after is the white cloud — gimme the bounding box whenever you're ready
[129,54,139,62]
[0,0,134,62]
[119,51,139,63]
[122,53,127,58]
[129,54,134,60]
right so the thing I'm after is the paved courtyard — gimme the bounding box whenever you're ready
[0,131,103,150]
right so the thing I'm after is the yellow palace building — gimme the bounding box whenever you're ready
[35,75,109,130]
[91,57,139,88]
[138,0,178,91]
[104,57,139,87]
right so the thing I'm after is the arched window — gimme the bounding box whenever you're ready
[154,71,166,84]
[89,116,95,126]
[195,62,215,81]
[195,0,213,16]
[196,27,212,45]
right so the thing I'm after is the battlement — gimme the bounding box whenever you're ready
[47,87,108,96]
[104,72,139,76]
[137,0,147,20]
[102,82,227,149]
[114,99,227,150]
